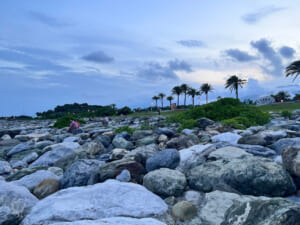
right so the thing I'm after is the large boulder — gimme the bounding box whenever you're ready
[81,141,106,155]
[0,160,12,175]
[0,139,20,160]
[211,132,242,145]
[123,144,159,164]
[7,142,33,157]
[270,137,300,154]
[60,159,104,188]
[188,155,296,197]
[146,149,180,172]
[136,135,157,146]
[112,137,134,150]
[143,168,187,197]
[237,135,266,146]
[221,198,300,225]
[21,180,168,225]
[33,178,60,199]
[0,180,38,225]
[53,150,88,170]
[208,146,251,161]
[132,130,154,140]
[156,128,175,137]
[259,130,287,145]
[166,134,199,150]
[282,146,300,177]
[235,144,276,157]
[198,117,215,130]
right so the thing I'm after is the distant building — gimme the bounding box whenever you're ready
[256,96,275,105]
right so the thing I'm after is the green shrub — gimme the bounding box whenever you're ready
[118,106,132,115]
[114,126,135,134]
[140,122,155,130]
[177,119,199,132]
[281,110,292,119]
[53,116,86,129]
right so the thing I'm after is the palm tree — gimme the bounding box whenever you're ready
[286,60,300,81]
[172,86,182,106]
[166,96,174,108]
[152,96,159,108]
[188,88,197,106]
[180,84,189,107]
[201,83,213,104]
[225,75,247,100]
[196,90,202,105]
[158,93,166,108]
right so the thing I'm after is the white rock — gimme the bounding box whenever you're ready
[21,180,168,225]
[211,132,242,145]
[0,160,12,174]
[1,134,11,140]
[208,146,251,161]
[63,137,79,142]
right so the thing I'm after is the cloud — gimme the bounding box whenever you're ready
[168,59,192,72]
[28,11,71,27]
[250,38,283,76]
[177,40,205,48]
[81,51,114,64]
[224,49,257,62]
[242,6,285,24]
[279,46,295,58]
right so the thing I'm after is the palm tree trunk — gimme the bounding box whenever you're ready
[192,97,194,106]
[206,94,208,104]
[161,99,163,108]
[177,95,179,106]
[184,94,186,107]
[169,100,171,108]
[155,100,157,108]
[236,88,238,100]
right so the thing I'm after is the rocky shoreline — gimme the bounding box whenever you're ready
[1,112,300,224]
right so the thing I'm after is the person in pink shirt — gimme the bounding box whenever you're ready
[67,120,80,133]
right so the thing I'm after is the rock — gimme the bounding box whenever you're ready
[98,159,145,183]
[222,198,300,225]
[53,150,88,170]
[43,142,80,152]
[6,167,44,182]
[48,167,63,176]
[50,217,166,225]
[1,134,11,140]
[235,144,276,157]
[123,144,159,164]
[211,132,242,145]
[166,134,199,149]
[146,149,180,172]
[110,148,129,160]
[183,190,203,205]
[0,160,12,175]
[237,135,266,146]
[270,137,300,154]
[60,159,104,188]
[7,142,33,157]
[29,147,78,168]
[89,128,113,136]
[136,135,157,146]
[181,129,195,135]
[14,134,30,142]
[208,146,251,161]
[112,137,134,150]
[177,144,215,173]
[0,180,38,225]
[172,201,197,221]
[143,168,187,197]
[21,180,168,225]
[156,128,175,137]
[33,178,60,199]
[198,117,214,130]
[81,141,105,155]
[35,140,53,149]
[188,155,296,197]
[260,130,287,144]
[10,160,28,169]
[63,136,79,142]
[72,128,83,135]
[114,131,131,141]
[0,139,20,160]
[116,169,131,182]
[282,146,300,177]
[95,135,111,147]
[22,152,39,164]
[132,130,153,140]
[12,170,60,191]
[158,134,168,142]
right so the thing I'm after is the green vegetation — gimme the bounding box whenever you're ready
[114,126,135,134]
[167,98,271,130]
[258,102,300,113]
[281,110,292,119]
[53,116,86,129]
[177,119,199,132]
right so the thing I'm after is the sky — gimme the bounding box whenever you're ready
[1,0,300,116]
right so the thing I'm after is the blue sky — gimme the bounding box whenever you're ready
[0,0,300,116]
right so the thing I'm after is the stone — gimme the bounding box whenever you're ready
[12,170,60,191]
[10,160,28,169]
[166,134,199,150]
[222,198,300,225]
[110,148,129,160]
[72,128,83,135]
[282,146,300,177]
[48,167,64,176]
[188,155,296,197]
[35,140,53,149]
[158,134,168,142]
[181,129,195,135]
[172,201,197,221]
[235,144,276,157]
[146,148,180,172]
[7,142,33,157]
[197,117,215,129]
[1,134,11,140]
[0,139,20,160]
[183,190,203,205]
[0,180,38,225]
[22,152,38,164]
[156,128,175,137]
[33,178,60,199]
[123,144,159,164]
[116,169,131,182]
[53,150,88,170]
[270,137,300,154]
[132,130,153,140]
[95,135,111,147]
[237,135,266,146]
[136,135,157,146]
[81,141,105,155]
[0,160,12,175]
[14,134,30,142]
[21,180,168,225]
[260,130,287,145]
[112,137,134,150]
[114,131,131,140]
[211,132,242,145]
[63,136,79,142]
[143,168,187,197]
[60,159,104,188]
[208,146,251,161]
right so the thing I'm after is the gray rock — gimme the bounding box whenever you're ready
[143,168,187,197]
[198,117,214,130]
[270,137,300,154]
[60,159,104,188]
[81,141,106,155]
[21,180,168,225]
[156,128,175,137]
[53,150,88,170]
[63,136,79,142]
[1,134,11,140]
[146,148,180,172]
[116,169,131,182]
[211,132,242,145]
[282,146,300,177]
[235,144,276,157]
[95,135,111,147]
[166,134,199,150]
[22,152,38,164]
[0,180,38,225]
[132,130,153,140]
[35,140,54,149]
[33,178,60,199]
[136,135,157,146]
[112,137,134,150]
[172,201,197,221]
[110,148,129,160]
[0,160,12,174]
[7,142,33,157]
[10,160,28,169]
[114,131,131,140]
[238,135,266,146]
[124,144,159,164]
[208,146,251,161]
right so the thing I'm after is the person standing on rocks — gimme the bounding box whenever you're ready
[67,120,80,133]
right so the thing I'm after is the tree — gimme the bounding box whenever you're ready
[188,88,197,106]
[196,90,203,105]
[225,75,247,100]
[172,86,182,106]
[271,91,291,102]
[152,96,159,108]
[158,93,166,108]
[180,84,189,107]
[166,96,174,108]
[201,83,213,104]
[286,60,300,81]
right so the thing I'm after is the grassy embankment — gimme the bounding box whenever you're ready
[258,102,300,113]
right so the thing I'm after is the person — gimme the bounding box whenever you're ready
[67,120,80,133]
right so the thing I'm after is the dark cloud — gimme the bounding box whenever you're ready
[177,40,205,48]
[279,46,295,58]
[137,59,192,80]
[81,51,114,64]
[28,11,72,27]
[242,6,285,24]
[224,49,257,62]
[250,38,283,76]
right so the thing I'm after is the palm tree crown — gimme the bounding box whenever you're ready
[200,83,213,104]
[166,96,174,108]
[158,93,166,108]
[225,75,247,100]
[180,84,189,107]
[152,96,159,108]
[188,88,197,106]
[172,86,182,106]
[286,60,300,81]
